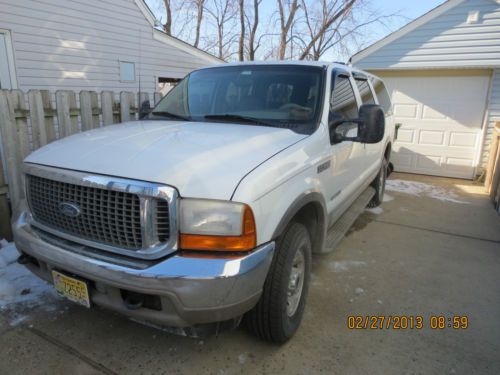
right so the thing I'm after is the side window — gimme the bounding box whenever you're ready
[369,76,392,115]
[329,74,359,142]
[355,79,375,105]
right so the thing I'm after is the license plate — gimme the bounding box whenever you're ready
[52,270,91,308]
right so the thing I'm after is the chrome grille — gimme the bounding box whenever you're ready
[27,174,143,250]
[156,200,170,243]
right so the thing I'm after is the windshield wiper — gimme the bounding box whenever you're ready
[149,111,191,121]
[204,114,274,127]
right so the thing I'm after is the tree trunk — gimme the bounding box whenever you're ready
[163,0,172,35]
[277,0,299,60]
[248,0,259,60]
[238,0,245,61]
[194,0,205,48]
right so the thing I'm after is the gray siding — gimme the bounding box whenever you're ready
[483,68,500,166]
[0,0,220,94]
[354,0,500,69]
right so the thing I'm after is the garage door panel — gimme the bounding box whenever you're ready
[384,73,490,179]
[416,154,441,171]
[419,130,445,145]
[394,103,418,118]
[449,132,478,148]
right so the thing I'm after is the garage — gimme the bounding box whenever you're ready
[380,70,490,179]
[351,0,500,179]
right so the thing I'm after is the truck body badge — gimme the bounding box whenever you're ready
[317,160,331,174]
[58,202,81,218]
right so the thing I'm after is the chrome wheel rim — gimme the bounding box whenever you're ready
[287,248,305,317]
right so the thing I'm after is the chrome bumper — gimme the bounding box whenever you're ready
[13,212,275,327]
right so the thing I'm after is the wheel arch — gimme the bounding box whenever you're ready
[271,191,327,255]
[384,141,392,161]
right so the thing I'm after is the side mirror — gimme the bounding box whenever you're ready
[357,104,385,144]
[329,104,384,144]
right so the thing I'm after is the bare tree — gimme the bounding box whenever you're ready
[246,0,262,60]
[193,0,205,48]
[205,0,238,60]
[163,0,173,34]
[276,0,299,60]
[238,0,245,61]
[298,0,356,60]
[146,0,398,61]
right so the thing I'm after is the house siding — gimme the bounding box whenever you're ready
[483,68,500,166]
[0,0,220,94]
[353,0,500,70]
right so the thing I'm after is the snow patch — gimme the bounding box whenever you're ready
[365,207,383,215]
[385,180,469,204]
[383,194,394,202]
[354,287,364,295]
[328,260,367,273]
[238,353,247,365]
[0,243,57,308]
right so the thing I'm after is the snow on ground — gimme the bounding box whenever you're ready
[383,194,394,202]
[385,179,469,204]
[0,242,57,310]
[328,260,367,273]
[366,207,383,215]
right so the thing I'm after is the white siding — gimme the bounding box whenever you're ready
[483,68,500,166]
[0,0,220,95]
[354,0,500,70]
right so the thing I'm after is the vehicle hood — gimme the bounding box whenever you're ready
[25,121,307,200]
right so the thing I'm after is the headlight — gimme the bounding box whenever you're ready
[179,199,256,252]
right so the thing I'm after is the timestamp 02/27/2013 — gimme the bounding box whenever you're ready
[346,315,469,330]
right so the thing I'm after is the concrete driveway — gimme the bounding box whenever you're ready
[1,173,499,375]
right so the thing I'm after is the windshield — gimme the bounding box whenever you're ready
[150,65,325,134]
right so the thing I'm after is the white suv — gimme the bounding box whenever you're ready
[14,61,393,343]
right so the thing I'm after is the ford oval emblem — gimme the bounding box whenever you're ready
[58,202,81,218]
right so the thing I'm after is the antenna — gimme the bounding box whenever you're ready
[138,27,149,119]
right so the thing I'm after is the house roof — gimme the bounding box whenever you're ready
[350,0,465,65]
[134,0,223,64]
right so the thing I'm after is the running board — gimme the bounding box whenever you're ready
[321,186,376,254]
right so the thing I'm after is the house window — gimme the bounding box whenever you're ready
[120,61,136,82]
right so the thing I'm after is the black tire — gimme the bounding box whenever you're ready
[246,222,312,343]
[368,158,387,208]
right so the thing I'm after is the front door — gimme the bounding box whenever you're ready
[325,71,366,222]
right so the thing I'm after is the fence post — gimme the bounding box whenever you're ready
[101,91,117,126]
[28,90,56,150]
[80,91,100,131]
[56,90,79,137]
[120,92,136,122]
[0,90,29,216]
[0,155,12,240]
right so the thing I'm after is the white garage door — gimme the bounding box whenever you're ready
[382,72,490,179]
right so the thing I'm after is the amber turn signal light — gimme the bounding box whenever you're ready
[179,204,256,252]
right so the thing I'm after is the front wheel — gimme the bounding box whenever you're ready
[246,222,312,343]
[368,158,387,208]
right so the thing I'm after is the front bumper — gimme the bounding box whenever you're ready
[13,212,275,327]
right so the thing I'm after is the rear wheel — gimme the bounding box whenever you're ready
[368,158,387,208]
[246,222,312,343]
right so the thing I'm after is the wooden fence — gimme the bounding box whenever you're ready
[485,122,500,213]
[0,89,163,240]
